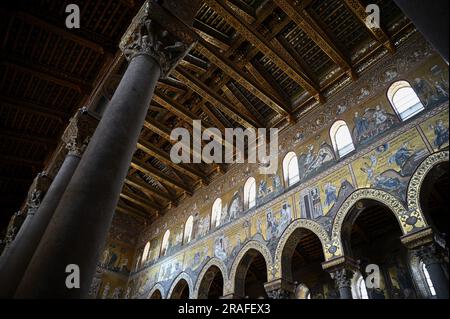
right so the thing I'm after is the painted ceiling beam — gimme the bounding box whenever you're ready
[273,0,354,77]
[203,0,321,102]
[124,176,176,204]
[173,67,262,129]
[131,159,193,195]
[116,202,152,221]
[344,0,396,54]
[120,190,162,212]
[136,139,209,184]
[196,38,292,118]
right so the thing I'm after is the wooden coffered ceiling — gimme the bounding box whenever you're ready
[0,0,415,231]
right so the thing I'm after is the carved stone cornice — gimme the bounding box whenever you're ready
[322,255,359,273]
[62,107,97,157]
[119,0,199,78]
[400,227,434,250]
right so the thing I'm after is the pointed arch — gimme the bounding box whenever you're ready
[406,150,449,223]
[167,272,193,299]
[147,283,165,299]
[330,188,427,258]
[228,240,273,296]
[274,219,330,279]
[194,258,228,299]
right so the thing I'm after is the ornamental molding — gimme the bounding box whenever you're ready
[193,257,229,299]
[406,150,449,220]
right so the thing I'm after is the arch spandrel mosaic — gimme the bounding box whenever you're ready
[124,38,449,298]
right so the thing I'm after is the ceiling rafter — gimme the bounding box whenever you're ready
[173,67,262,129]
[0,129,57,147]
[1,62,85,94]
[203,0,322,102]
[120,189,162,212]
[196,38,292,119]
[343,0,396,54]
[136,139,209,184]
[8,10,106,55]
[130,159,193,195]
[124,176,176,204]
[0,96,69,121]
[273,0,355,78]
[116,202,152,221]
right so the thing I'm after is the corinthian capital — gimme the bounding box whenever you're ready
[62,107,97,157]
[119,0,200,78]
[330,268,353,289]
[25,171,52,216]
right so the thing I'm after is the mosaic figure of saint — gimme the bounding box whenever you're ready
[431,120,449,149]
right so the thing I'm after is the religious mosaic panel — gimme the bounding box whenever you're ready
[183,240,213,274]
[411,61,449,109]
[352,128,429,200]
[295,165,354,233]
[420,109,449,152]
[294,132,336,183]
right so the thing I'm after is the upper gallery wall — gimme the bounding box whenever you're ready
[97,33,448,298]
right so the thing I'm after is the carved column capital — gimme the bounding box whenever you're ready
[62,107,96,157]
[25,171,52,216]
[119,0,199,78]
[414,244,442,265]
[264,278,295,299]
[330,268,354,289]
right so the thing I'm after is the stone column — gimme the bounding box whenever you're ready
[401,227,449,299]
[14,0,199,299]
[330,268,354,299]
[323,256,358,299]
[0,170,52,259]
[415,244,449,299]
[0,108,95,298]
[264,278,295,299]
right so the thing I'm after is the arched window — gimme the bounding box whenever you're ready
[142,241,150,263]
[161,230,170,257]
[211,198,222,228]
[184,215,194,244]
[283,152,300,187]
[330,120,355,158]
[244,177,256,209]
[388,80,424,121]
[421,261,436,296]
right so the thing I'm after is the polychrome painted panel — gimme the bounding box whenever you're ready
[352,128,429,200]
[420,109,449,151]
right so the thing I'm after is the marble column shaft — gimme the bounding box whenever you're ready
[15,54,161,298]
[0,110,92,298]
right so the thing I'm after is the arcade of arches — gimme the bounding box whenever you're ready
[0,0,448,300]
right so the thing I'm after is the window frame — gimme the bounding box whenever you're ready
[211,198,222,229]
[330,120,355,158]
[183,215,194,244]
[387,80,425,121]
[244,177,256,210]
[283,151,300,187]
